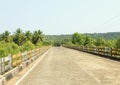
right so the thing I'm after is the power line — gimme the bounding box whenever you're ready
[92,14,120,30]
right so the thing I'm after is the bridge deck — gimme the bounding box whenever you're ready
[9,47,120,85]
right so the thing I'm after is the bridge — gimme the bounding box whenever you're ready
[6,47,120,85]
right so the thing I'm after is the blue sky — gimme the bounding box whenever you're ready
[0,0,120,35]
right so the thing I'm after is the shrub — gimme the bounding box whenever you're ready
[20,41,35,52]
[0,41,20,57]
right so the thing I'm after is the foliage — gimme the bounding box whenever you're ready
[45,32,120,42]
[45,34,72,43]
[13,29,26,46]
[86,32,120,40]
[45,32,118,48]
[95,38,106,47]
[0,43,8,58]
[25,31,32,41]
[42,41,51,46]
[9,42,20,54]
[35,42,43,48]
[105,40,116,48]
[61,39,72,45]
[0,29,46,58]
[1,31,12,43]
[0,41,19,57]
[32,30,44,45]
[84,35,94,46]
[54,41,61,46]
[0,28,119,57]
[116,39,120,48]
[20,41,35,52]
[72,32,85,45]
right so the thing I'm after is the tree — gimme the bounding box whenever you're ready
[32,30,44,45]
[116,39,120,48]
[72,32,85,45]
[61,38,71,45]
[95,38,106,47]
[104,40,116,48]
[84,35,94,46]
[25,31,32,41]
[2,30,12,43]
[13,28,26,46]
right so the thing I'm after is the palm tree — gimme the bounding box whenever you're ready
[25,31,32,41]
[32,30,44,45]
[2,30,11,42]
[13,28,26,46]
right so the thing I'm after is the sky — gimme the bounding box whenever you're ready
[0,0,120,35]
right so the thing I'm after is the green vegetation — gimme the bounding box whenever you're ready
[0,41,19,57]
[0,29,50,58]
[71,32,119,48]
[45,32,120,48]
[45,34,72,46]
[116,39,120,48]
[86,32,120,40]
[0,29,120,58]
[13,28,26,46]
[20,41,35,52]
[72,32,85,45]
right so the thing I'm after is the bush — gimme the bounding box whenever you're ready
[20,41,34,52]
[116,39,120,48]
[35,42,43,48]
[0,48,8,58]
[8,42,20,55]
[0,41,20,57]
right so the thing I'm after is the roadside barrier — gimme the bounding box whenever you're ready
[0,46,50,85]
[64,45,120,58]
[0,46,50,75]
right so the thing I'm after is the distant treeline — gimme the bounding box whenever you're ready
[45,34,72,42]
[86,32,120,40]
[45,32,120,48]
[0,30,120,57]
[45,32,120,41]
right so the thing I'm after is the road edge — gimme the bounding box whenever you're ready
[15,48,50,85]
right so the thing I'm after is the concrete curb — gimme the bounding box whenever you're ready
[0,75,6,85]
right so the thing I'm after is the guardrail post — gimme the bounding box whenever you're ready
[0,59,2,74]
[9,54,12,70]
[3,58,5,74]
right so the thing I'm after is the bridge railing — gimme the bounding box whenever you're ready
[64,45,120,58]
[0,46,50,74]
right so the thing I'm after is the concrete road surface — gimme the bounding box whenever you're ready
[16,47,120,85]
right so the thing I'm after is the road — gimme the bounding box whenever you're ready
[16,47,120,85]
